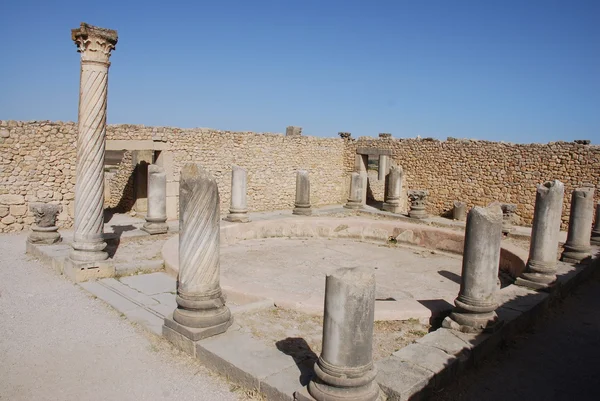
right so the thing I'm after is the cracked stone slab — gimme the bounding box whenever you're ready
[119,272,176,295]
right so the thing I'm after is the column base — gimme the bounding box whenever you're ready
[408,210,428,219]
[560,247,592,264]
[382,202,401,214]
[224,212,250,223]
[515,276,555,291]
[293,206,312,216]
[344,201,363,210]
[590,233,600,246]
[442,311,503,334]
[28,231,61,245]
[63,257,115,282]
[502,225,514,234]
[142,221,168,235]
[303,360,380,401]
[163,312,232,345]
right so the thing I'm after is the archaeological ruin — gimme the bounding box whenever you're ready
[5,22,600,401]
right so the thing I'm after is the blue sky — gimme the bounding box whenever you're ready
[1,0,599,143]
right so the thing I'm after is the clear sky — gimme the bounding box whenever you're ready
[1,0,599,143]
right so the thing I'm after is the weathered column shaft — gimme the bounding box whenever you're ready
[293,170,312,215]
[355,154,368,204]
[226,165,250,222]
[307,267,380,401]
[517,180,564,289]
[443,205,503,332]
[383,165,402,213]
[164,163,232,341]
[143,164,168,234]
[561,187,595,263]
[378,155,388,181]
[591,203,600,245]
[344,172,363,209]
[453,201,467,221]
[70,23,118,262]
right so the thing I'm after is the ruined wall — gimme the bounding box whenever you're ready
[353,137,600,228]
[0,120,348,232]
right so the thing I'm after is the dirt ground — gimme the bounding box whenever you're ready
[235,306,430,363]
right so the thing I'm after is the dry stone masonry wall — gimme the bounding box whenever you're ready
[1,120,598,233]
[352,137,600,228]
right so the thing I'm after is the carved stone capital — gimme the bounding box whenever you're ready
[72,23,118,64]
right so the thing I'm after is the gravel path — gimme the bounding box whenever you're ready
[0,234,239,401]
[430,268,600,401]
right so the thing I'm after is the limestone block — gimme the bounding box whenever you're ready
[0,194,25,205]
[10,205,27,216]
[2,215,16,225]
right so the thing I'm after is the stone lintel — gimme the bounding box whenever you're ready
[356,147,392,156]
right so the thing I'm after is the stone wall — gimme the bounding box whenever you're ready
[0,121,77,232]
[1,120,598,233]
[352,137,600,228]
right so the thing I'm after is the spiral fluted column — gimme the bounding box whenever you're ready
[70,23,117,262]
[164,163,232,343]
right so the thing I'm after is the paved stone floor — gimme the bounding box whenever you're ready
[220,237,463,318]
[0,234,240,401]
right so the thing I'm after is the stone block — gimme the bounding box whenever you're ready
[162,323,197,357]
[1,215,15,225]
[79,281,141,313]
[415,328,472,359]
[63,258,115,282]
[166,181,179,197]
[119,272,176,295]
[123,307,164,335]
[392,343,459,387]
[9,205,26,216]
[100,278,160,307]
[0,194,25,205]
[0,206,8,218]
[376,356,433,401]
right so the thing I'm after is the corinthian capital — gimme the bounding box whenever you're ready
[71,22,118,64]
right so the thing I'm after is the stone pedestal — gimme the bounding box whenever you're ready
[443,205,503,333]
[293,170,312,216]
[561,187,595,263]
[344,172,363,210]
[516,180,564,290]
[143,164,168,234]
[453,201,467,221]
[163,163,232,345]
[408,190,428,219]
[69,23,117,264]
[225,165,250,223]
[377,155,389,181]
[306,267,380,401]
[382,165,403,213]
[500,203,517,234]
[27,203,62,244]
[591,203,600,246]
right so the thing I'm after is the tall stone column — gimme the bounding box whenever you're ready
[344,172,363,210]
[591,203,600,246]
[443,205,503,333]
[142,165,168,234]
[383,165,403,213]
[378,155,388,181]
[293,170,312,215]
[516,180,564,289]
[163,164,232,344]
[408,190,428,219]
[355,154,368,204]
[305,267,380,401]
[225,165,250,222]
[561,187,595,263]
[69,23,117,264]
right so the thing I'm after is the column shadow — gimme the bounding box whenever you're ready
[275,337,318,386]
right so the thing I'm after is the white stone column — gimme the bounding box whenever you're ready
[306,267,380,401]
[225,165,250,222]
[69,23,117,263]
[591,203,600,246]
[382,165,402,213]
[344,172,363,210]
[293,170,312,215]
[443,205,503,332]
[142,165,168,234]
[378,155,388,181]
[164,163,232,342]
[516,180,564,289]
[355,154,368,204]
[561,187,595,263]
